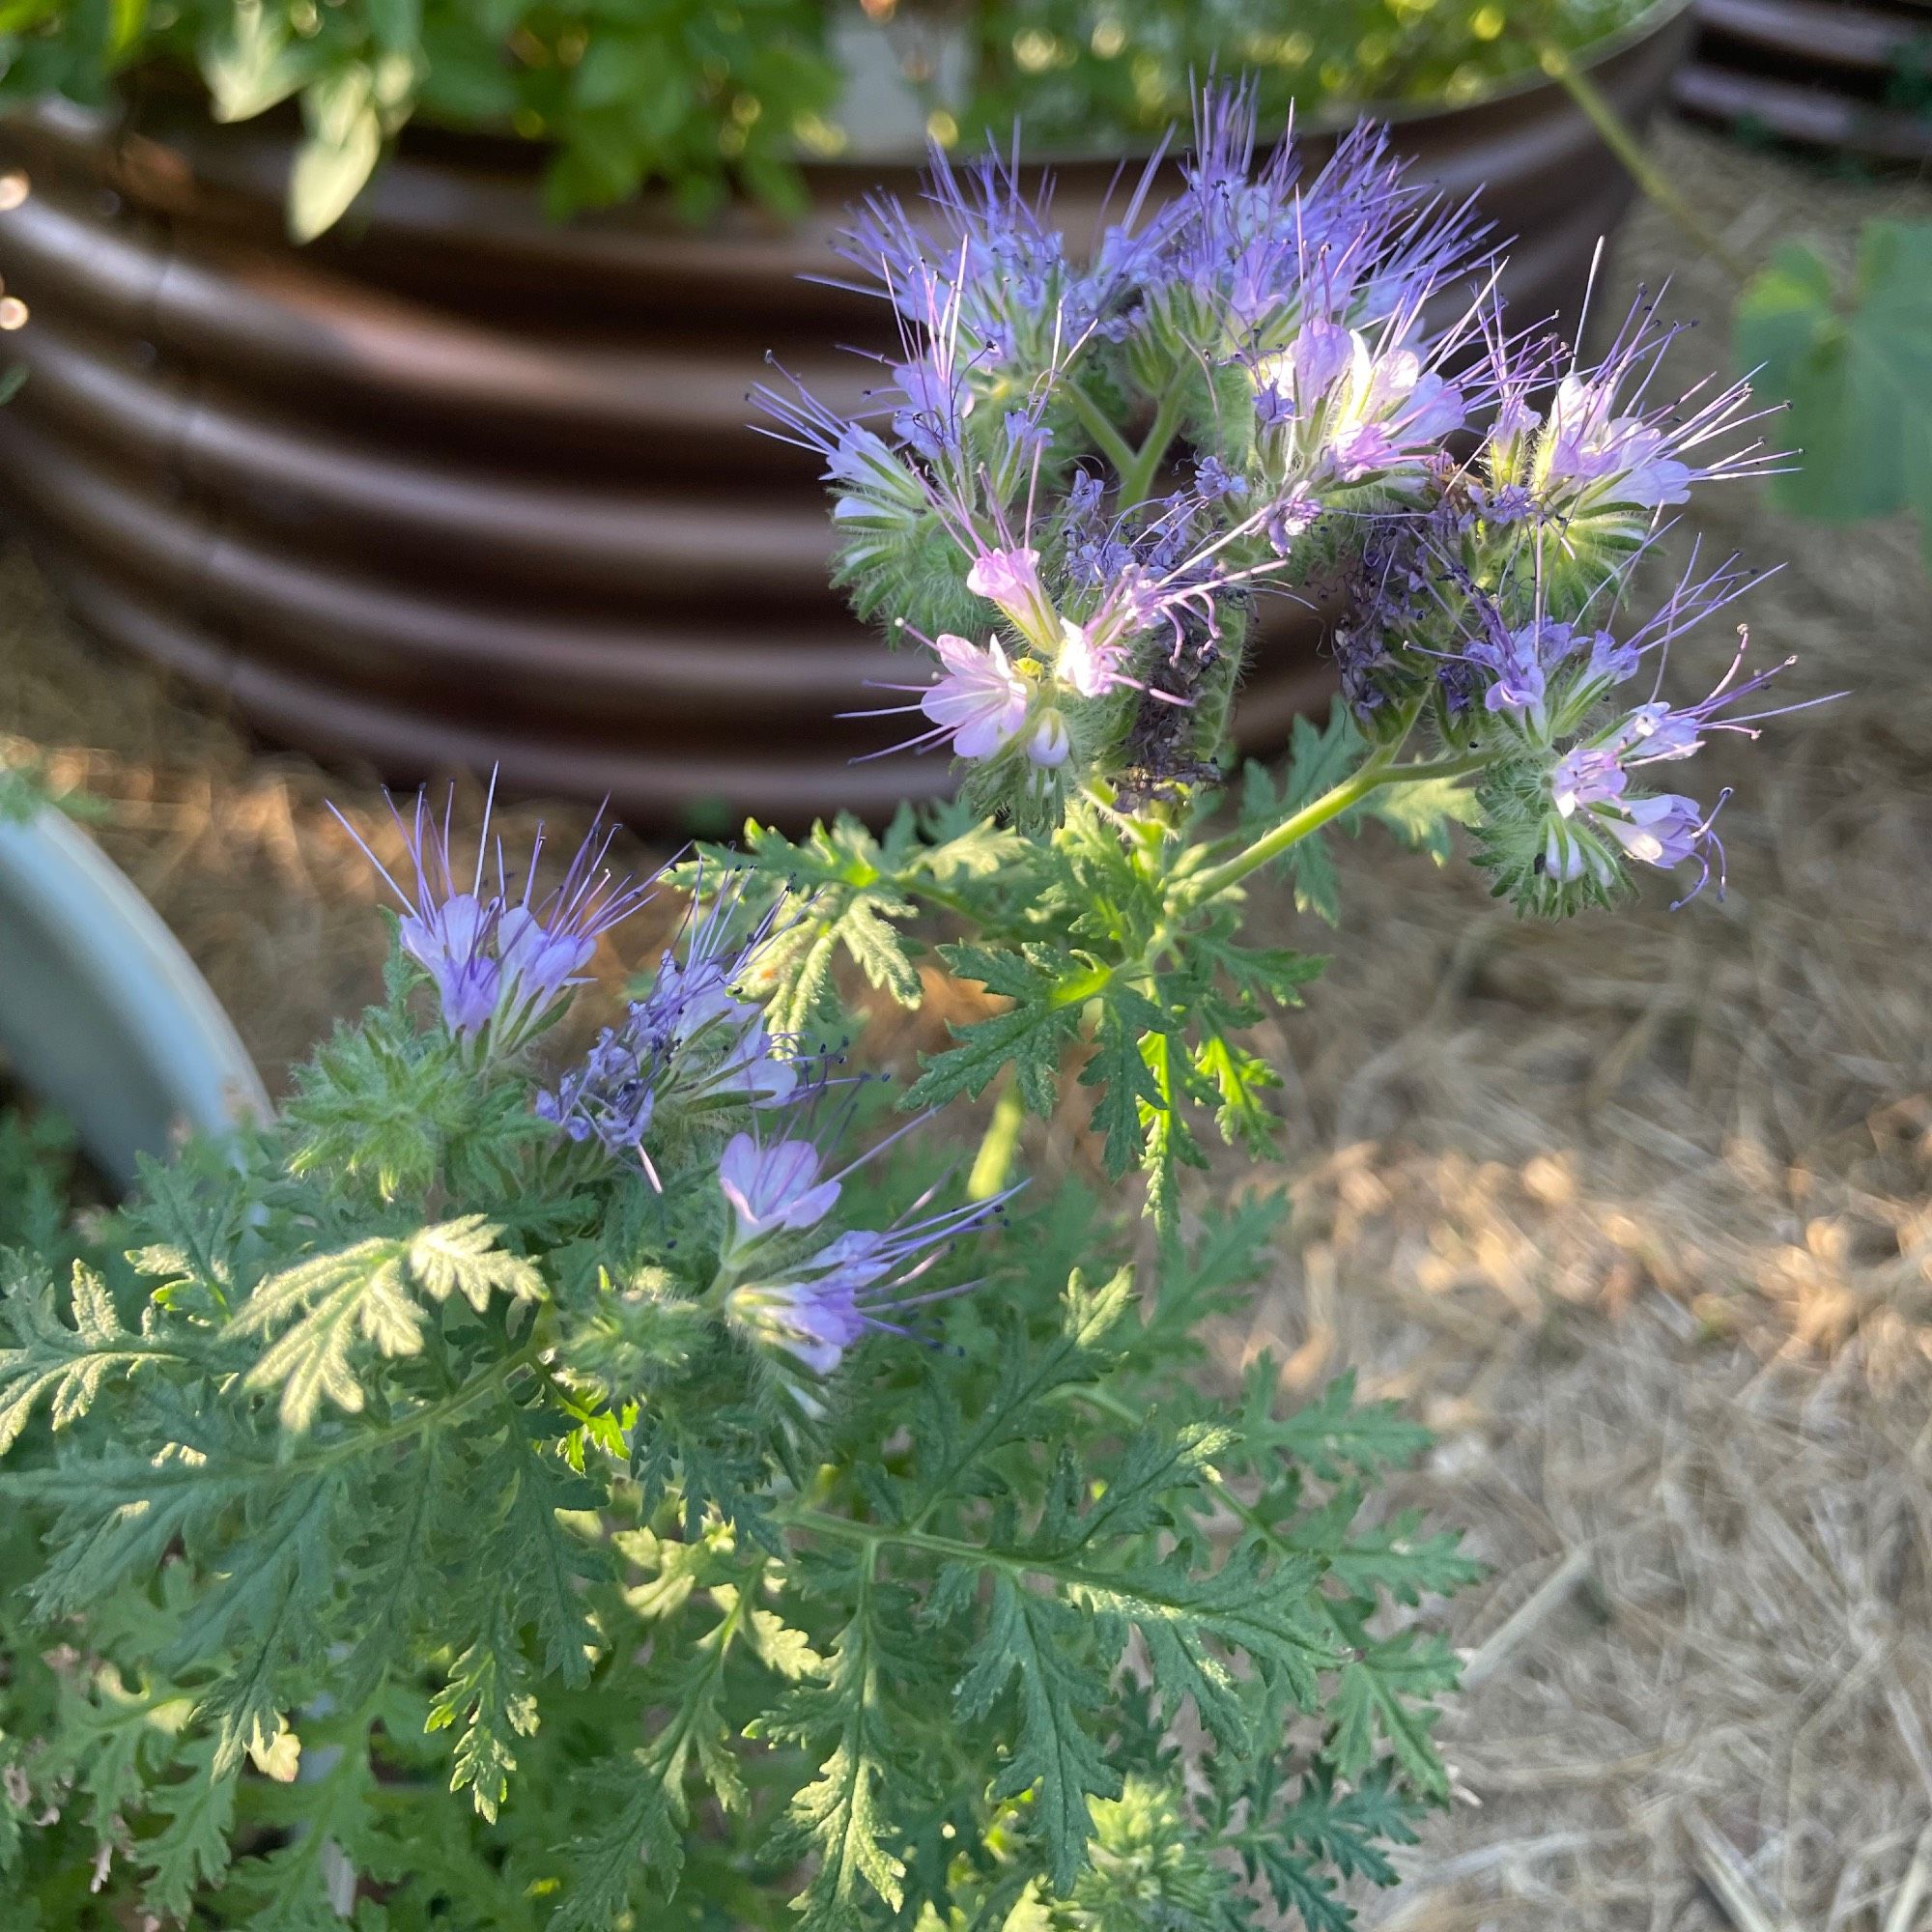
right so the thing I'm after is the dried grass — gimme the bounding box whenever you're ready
[1210,127,1932,1930]
[0,118,1927,1932]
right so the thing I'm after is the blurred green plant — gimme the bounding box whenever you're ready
[1735,223,1932,573]
[0,0,1660,240]
[1541,39,1932,575]
[957,0,1649,149]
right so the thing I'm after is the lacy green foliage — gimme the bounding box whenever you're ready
[0,0,841,237]
[0,993,1469,1925]
[708,764,1473,1237]
[1736,220,1932,572]
[0,1104,88,1276]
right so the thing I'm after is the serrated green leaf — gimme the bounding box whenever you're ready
[1326,1625,1460,1798]
[1359,774,1484,861]
[1081,985,1168,1179]
[554,1599,752,1924]
[1252,1369,1435,1483]
[0,1262,192,1451]
[780,1588,908,1927]
[406,1216,544,1311]
[139,1742,237,1918]
[962,1574,1119,1894]
[426,1600,539,1824]
[234,1238,420,1433]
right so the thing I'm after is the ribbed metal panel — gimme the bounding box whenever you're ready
[0,7,1691,827]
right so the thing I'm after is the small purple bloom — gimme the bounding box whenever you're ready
[1473,622,1559,715]
[1255,381,1293,430]
[719,1126,1018,1378]
[1005,409,1053,454]
[719,1132,843,1257]
[967,545,1060,651]
[537,875,806,1167]
[1264,487,1322,554]
[333,779,649,1048]
[922,633,1032,760]
[1290,319,1354,401]
[1193,455,1249,501]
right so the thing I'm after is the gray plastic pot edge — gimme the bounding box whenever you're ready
[0,807,270,1191]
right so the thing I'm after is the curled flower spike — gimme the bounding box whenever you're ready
[761,78,1812,837]
[1482,276,1785,554]
[1520,626,1835,909]
[536,870,810,1175]
[1251,302,1471,486]
[713,1119,1019,1379]
[332,776,651,1050]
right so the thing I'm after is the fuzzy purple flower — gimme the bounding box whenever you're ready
[1483,288,1783,543]
[923,633,1035,760]
[334,778,650,1049]
[714,1123,1015,1378]
[536,876,805,1171]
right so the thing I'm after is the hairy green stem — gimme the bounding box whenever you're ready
[1179,750,1491,911]
[1117,385,1190,507]
[1179,763,1390,907]
[779,1498,1310,1623]
[968,1074,1028,1201]
[1066,380,1140,479]
[1534,38,1754,287]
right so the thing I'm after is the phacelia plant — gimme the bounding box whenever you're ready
[0,83,1817,1932]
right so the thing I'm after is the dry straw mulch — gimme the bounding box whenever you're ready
[2,118,1929,1932]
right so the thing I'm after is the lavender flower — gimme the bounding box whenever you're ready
[712,1125,1013,1378]
[1251,309,1469,486]
[921,633,1036,761]
[719,1133,843,1260]
[1137,92,1490,359]
[967,546,1061,653]
[334,779,650,1050]
[758,79,1806,839]
[537,878,805,1172]
[1530,623,1832,905]
[1482,288,1781,550]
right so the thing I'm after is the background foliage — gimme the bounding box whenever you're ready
[0,0,1659,236]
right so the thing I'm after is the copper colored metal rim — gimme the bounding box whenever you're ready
[1675,59,1932,156]
[0,5,1693,829]
[1677,0,1932,159]
[1694,0,1929,71]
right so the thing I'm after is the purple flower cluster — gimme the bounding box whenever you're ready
[1435,551,1833,903]
[754,85,1527,796]
[714,1122,1012,1379]
[1478,279,1780,551]
[334,780,650,1050]
[339,787,1016,1379]
[535,878,807,1179]
[762,77,1819,908]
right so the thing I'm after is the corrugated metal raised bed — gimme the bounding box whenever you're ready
[0,3,1693,829]
[1675,0,1932,160]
